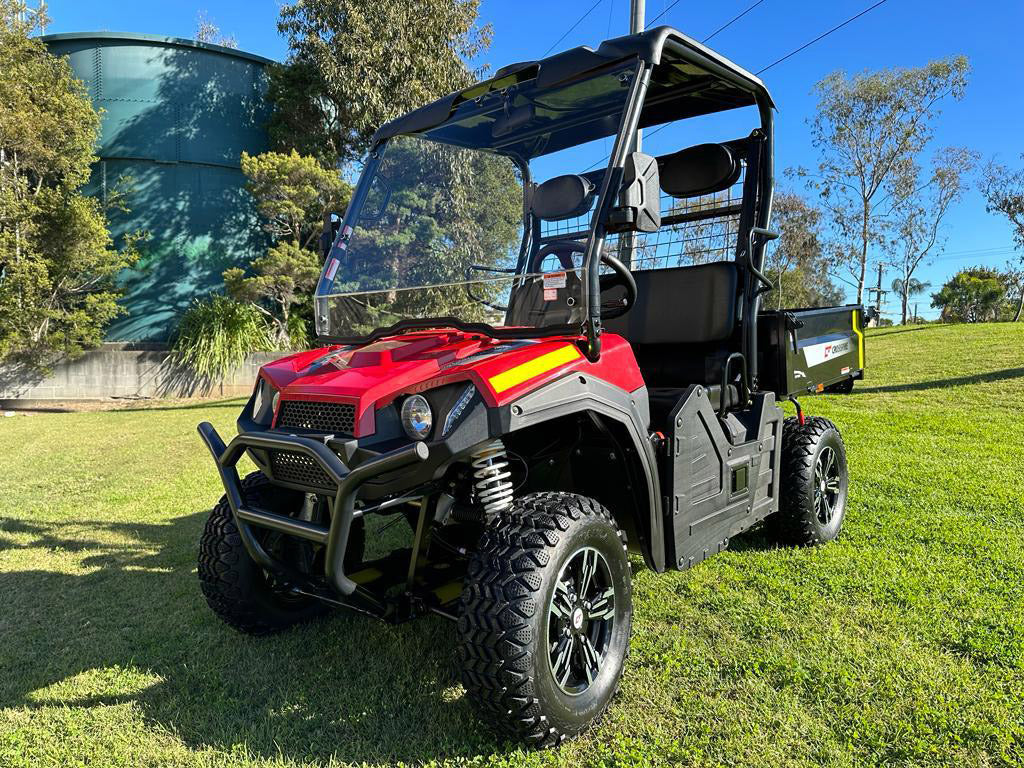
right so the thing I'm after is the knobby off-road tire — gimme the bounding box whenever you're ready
[198,471,364,635]
[772,416,849,546]
[458,492,632,748]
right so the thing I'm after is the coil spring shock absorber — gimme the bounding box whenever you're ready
[470,440,514,518]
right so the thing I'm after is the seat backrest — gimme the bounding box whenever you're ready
[603,261,738,345]
[531,174,595,222]
[658,143,741,199]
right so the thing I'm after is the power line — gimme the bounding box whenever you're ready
[645,0,685,29]
[583,0,889,172]
[703,0,766,43]
[583,1,770,170]
[756,0,888,74]
[542,0,608,57]
[932,247,1019,262]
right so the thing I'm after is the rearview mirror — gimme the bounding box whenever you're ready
[606,152,660,233]
[492,104,535,138]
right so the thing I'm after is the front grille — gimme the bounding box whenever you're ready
[277,400,356,434]
[269,450,334,489]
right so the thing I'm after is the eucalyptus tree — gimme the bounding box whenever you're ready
[795,57,969,304]
[763,192,842,310]
[889,146,976,325]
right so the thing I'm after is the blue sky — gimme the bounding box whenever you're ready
[44,0,1024,318]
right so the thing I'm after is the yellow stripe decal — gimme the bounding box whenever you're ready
[852,310,864,369]
[489,344,583,393]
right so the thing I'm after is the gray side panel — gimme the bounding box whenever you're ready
[508,373,664,572]
[668,387,781,569]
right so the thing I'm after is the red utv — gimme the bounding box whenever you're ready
[197,26,866,748]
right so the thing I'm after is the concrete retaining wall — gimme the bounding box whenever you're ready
[0,344,283,402]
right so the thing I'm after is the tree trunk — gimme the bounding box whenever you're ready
[1014,289,1024,322]
[857,204,869,305]
[901,290,908,325]
[856,258,866,306]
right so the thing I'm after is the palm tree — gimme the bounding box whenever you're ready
[891,278,931,325]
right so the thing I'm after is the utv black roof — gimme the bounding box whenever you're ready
[373,25,774,148]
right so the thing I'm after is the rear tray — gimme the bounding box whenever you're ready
[758,305,866,397]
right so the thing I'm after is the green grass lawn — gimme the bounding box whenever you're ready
[1,323,1022,767]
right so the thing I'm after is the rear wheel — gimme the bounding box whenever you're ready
[198,472,363,635]
[458,492,632,748]
[771,417,849,546]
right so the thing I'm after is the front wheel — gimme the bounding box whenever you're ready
[198,472,364,635]
[771,417,849,546]
[458,492,632,748]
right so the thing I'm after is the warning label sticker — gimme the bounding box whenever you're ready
[543,287,558,301]
[543,271,567,289]
[325,258,340,280]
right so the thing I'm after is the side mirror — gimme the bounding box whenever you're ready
[606,152,660,233]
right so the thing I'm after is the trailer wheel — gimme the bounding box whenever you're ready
[824,378,854,394]
[458,492,632,748]
[198,472,363,635]
[772,417,849,546]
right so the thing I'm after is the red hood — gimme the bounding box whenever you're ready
[258,330,642,437]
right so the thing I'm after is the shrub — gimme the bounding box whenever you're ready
[172,295,273,380]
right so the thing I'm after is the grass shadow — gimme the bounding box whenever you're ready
[1,398,247,414]
[126,397,249,412]
[867,324,959,339]
[854,367,1024,394]
[0,510,509,764]
[725,522,780,554]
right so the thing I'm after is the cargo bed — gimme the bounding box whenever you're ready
[758,305,867,397]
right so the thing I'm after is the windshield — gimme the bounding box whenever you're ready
[315,62,638,341]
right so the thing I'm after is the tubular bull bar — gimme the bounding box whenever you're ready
[197,422,429,605]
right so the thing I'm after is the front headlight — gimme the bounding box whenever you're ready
[252,379,265,417]
[251,377,278,424]
[401,394,433,440]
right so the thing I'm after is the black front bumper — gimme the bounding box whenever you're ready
[197,422,428,600]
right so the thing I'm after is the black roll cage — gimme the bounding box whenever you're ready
[319,26,776,394]
[574,40,776,392]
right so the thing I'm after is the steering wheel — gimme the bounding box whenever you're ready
[530,240,585,272]
[598,252,637,320]
[531,240,637,320]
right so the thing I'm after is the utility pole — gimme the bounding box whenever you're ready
[630,0,644,153]
[865,263,887,326]
[913,302,919,325]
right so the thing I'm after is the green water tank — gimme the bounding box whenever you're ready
[41,32,274,342]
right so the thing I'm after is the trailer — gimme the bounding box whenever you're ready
[759,306,867,397]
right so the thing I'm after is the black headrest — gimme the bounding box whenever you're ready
[659,143,741,198]
[532,174,595,221]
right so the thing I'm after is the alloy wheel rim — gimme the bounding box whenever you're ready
[546,546,615,695]
[814,446,842,524]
